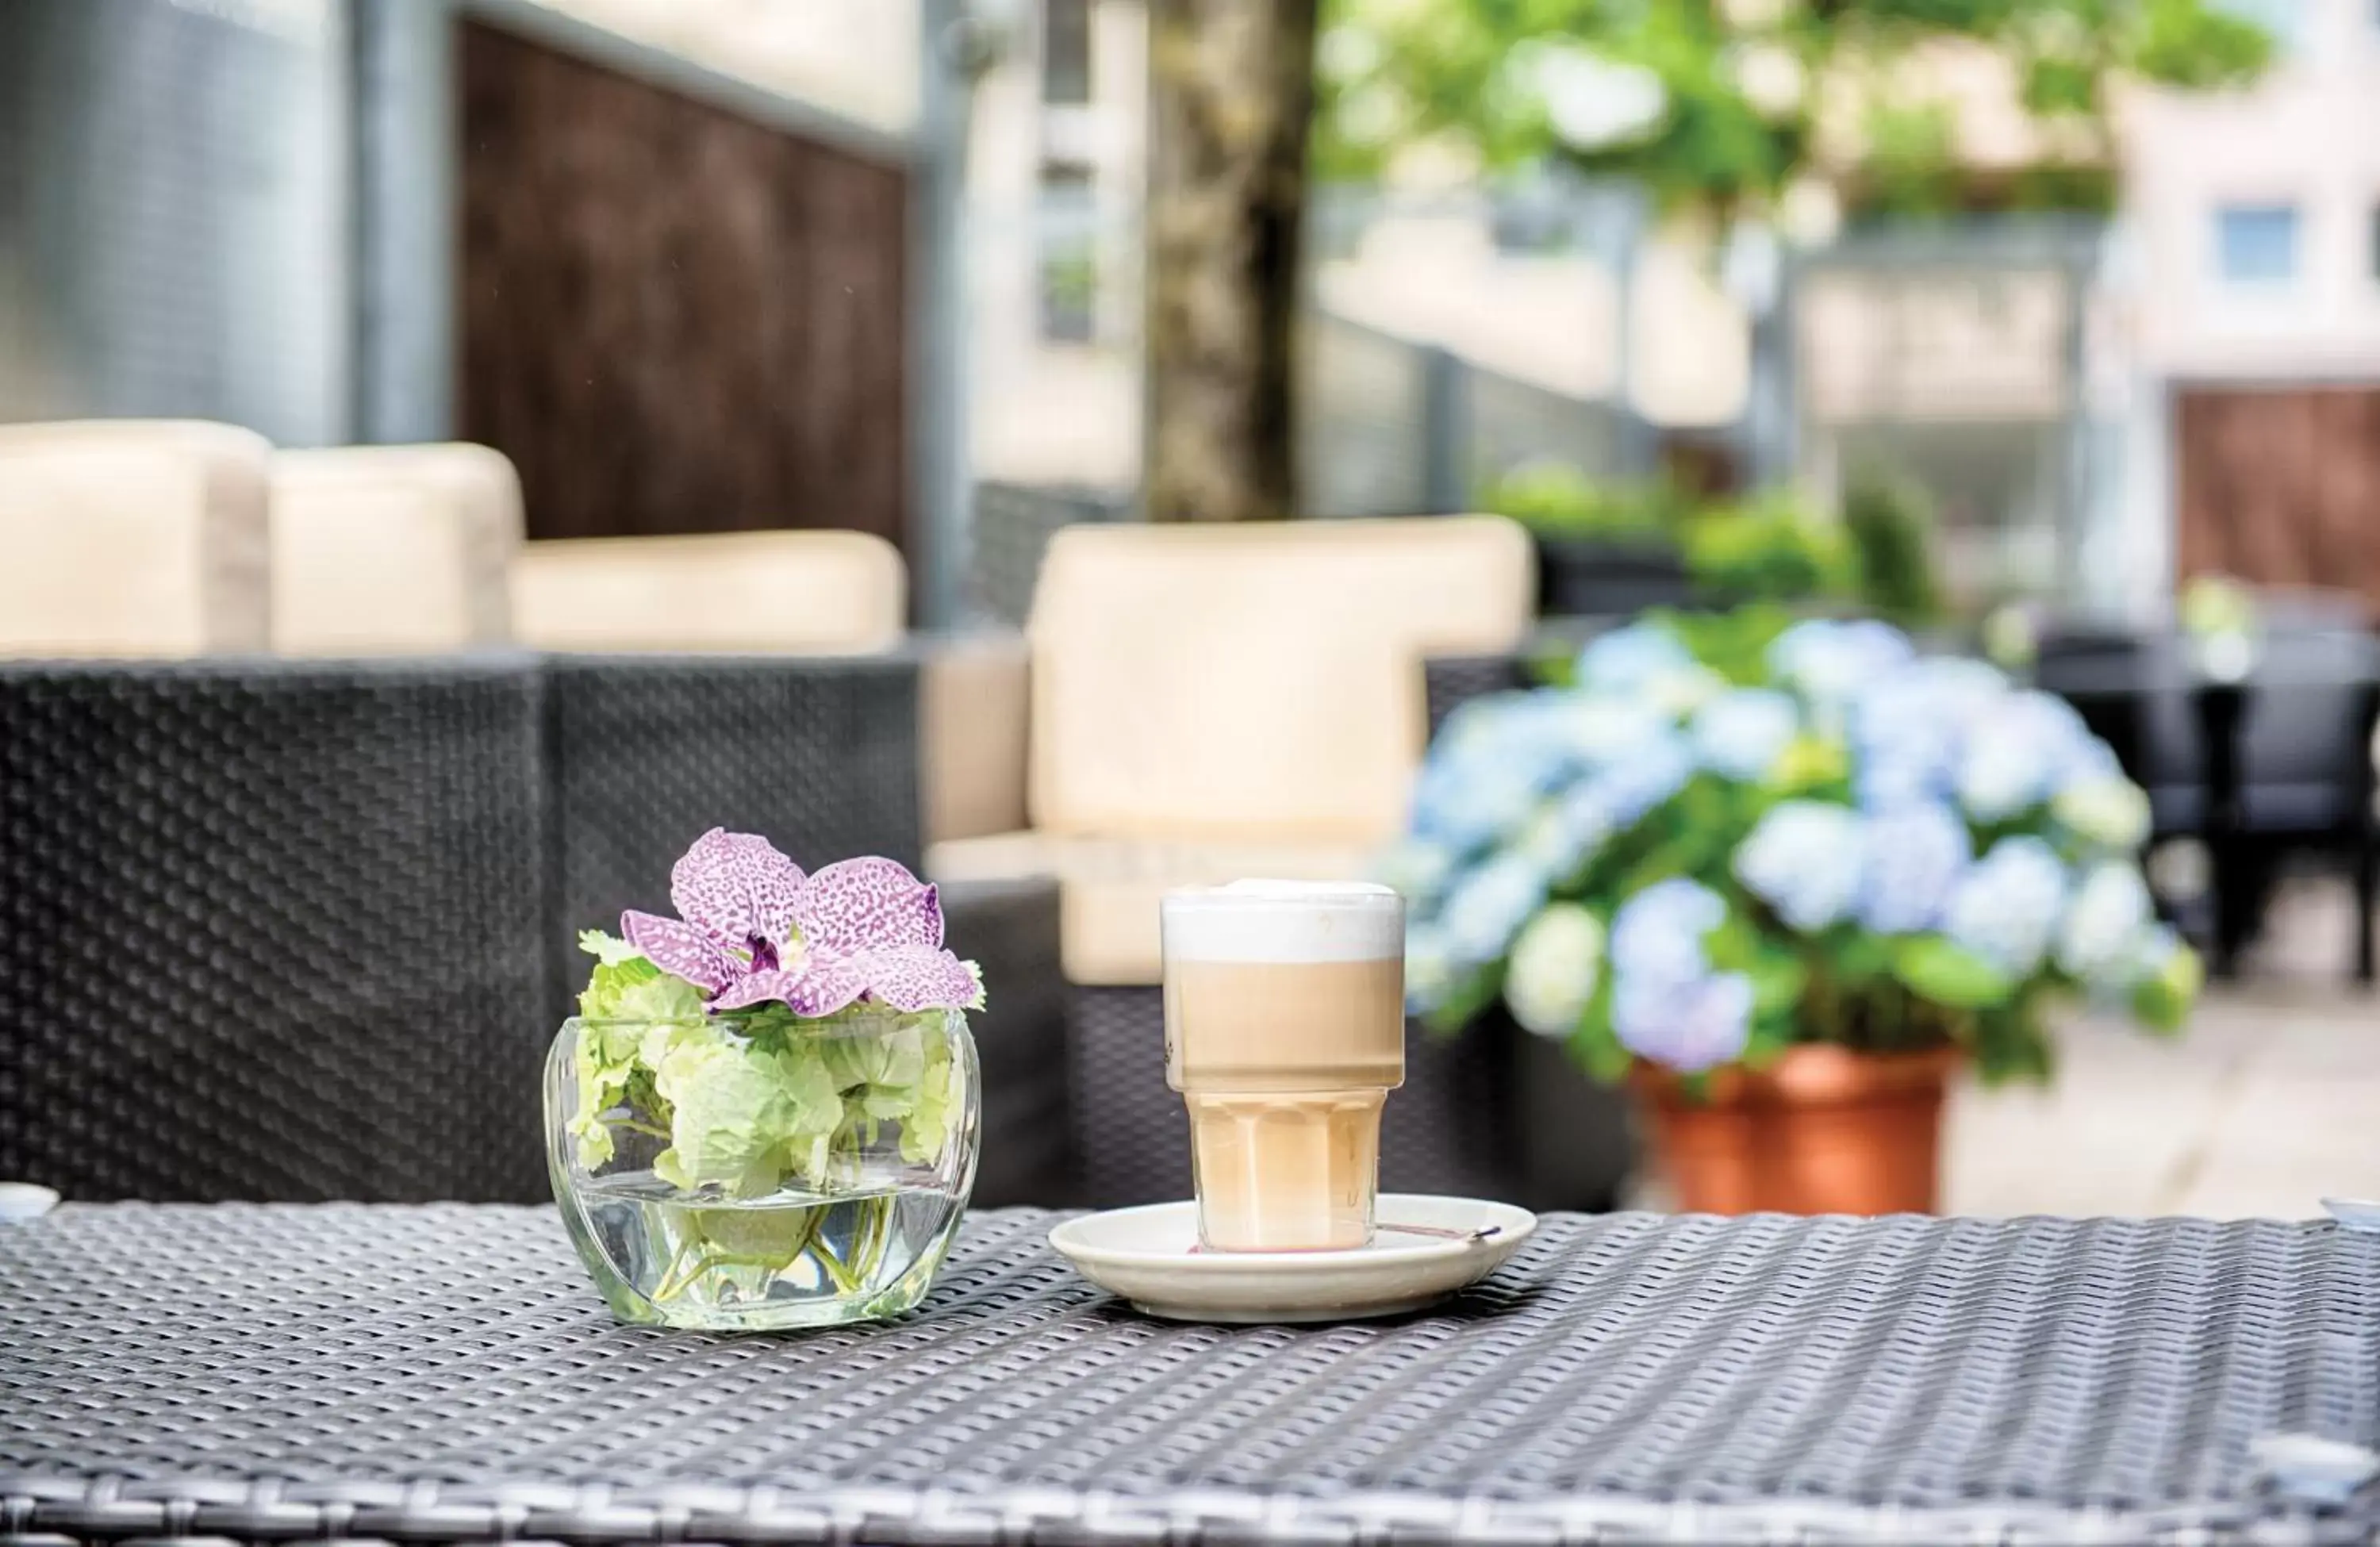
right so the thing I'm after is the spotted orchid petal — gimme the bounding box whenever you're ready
[708,968,812,1012]
[620,910,735,994]
[669,828,805,952]
[793,857,943,957]
[858,944,984,1012]
[772,944,981,1017]
[777,949,874,1018]
[610,839,980,1019]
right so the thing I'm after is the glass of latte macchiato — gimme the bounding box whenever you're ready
[1161,881,1407,1252]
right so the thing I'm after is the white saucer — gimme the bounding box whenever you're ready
[1048,1194,1537,1323]
[0,1183,59,1223]
[2322,1197,2380,1234]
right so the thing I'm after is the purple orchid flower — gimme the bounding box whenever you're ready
[770,855,983,1016]
[620,830,979,1017]
[620,829,805,999]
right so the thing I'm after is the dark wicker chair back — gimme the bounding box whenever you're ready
[2235,629,2380,829]
[0,658,549,1202]
[539,654,923,1027]
[1,651,1080,1205]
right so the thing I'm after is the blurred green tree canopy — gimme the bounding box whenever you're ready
[1314,0,2270,221]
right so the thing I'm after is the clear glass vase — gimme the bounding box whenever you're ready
[544,1008,979,1330]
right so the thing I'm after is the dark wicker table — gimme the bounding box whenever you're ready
[3,1205,2374,1545]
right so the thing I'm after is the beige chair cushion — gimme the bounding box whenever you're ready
[271,443,522,654]
[921,630,1031,845]
[512,531,905,654]
[927,831,1382,985]
[0,419,271,657]
[1027,516,1534,843]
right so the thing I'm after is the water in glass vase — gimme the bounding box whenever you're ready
[570,1170,966,1330]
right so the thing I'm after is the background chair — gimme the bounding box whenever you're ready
[2219,631,2380,984]
[0,485,1072,1203]
[0,419,271,656]
[927,516,1626,1207]
[269,443,521,654]
[920,628,1032,847]
[2036,624,2378,983]
[538,649,1070,1207]
[509,527,1042,913]
[0,651,1073,1207]
[510,530,906,654]
[514,529,1066,1206]
[0,657,550,1202]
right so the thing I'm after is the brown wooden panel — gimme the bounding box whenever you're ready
[2177,385,2380,616]
[457,20,909,555]
[2314,387,2380,603]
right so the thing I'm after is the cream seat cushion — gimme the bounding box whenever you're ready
[927,831,1381,985]
[1027,516,1533,843]
[512,531,905,654]
[271,443,522,654]
[0,419,271,656]
[920,629,1031,845]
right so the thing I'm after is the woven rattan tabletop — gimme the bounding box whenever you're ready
[2,1205,2374,1545]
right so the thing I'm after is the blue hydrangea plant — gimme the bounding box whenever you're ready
[1390,608,2201,1087]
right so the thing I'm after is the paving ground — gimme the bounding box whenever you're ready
[1945,880,2378,1219]
[1945,989,2377,1218]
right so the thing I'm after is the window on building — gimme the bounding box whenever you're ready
[1042,0,1092,104]
[2216,204,2301,285]
[1038,164,1097,344]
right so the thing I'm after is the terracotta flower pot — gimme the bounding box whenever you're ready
[1633,1046,1961,1215]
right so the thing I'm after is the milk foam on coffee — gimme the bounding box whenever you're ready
[1160,878,1407,962]
[1161,881,1407,1251]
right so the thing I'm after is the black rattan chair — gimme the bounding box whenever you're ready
[539,652,926,1025]
[0,656,550,1202]
[2225,632,2380,984]
[938,876,1069,1207]
[1049,652,1579,1209]
[539,651,1075,1204]
[1,651,1077,1205]
[2040,628,2379,982]
[1054,650,1579,1208]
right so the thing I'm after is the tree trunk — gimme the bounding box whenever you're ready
[1143,0,1319,523]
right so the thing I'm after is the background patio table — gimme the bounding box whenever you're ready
[2035,635,2380,984]
[2,1205,2374,1545]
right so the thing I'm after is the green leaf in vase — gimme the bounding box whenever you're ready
[613,972,706,1027]
[685,1202,815,1267]
[578,928,646,967]
[901,1028,963,1166]
[653,1033,843,1198]
[570,1015,657,1170]
[578,953,657,1020]
[570,1054,631,1168]
[823,1019,927,1093]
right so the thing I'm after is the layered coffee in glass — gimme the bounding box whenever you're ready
[1160,881,1406,1251]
